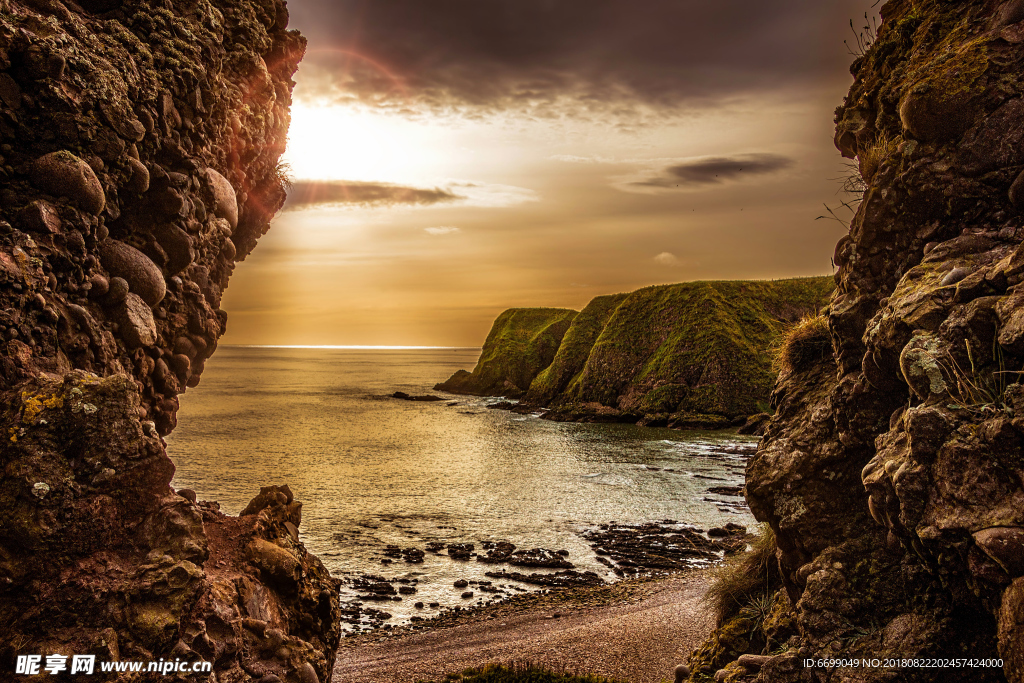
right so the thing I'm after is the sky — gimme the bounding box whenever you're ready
[222,0,881,347]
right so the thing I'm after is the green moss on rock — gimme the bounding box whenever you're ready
[435,308,579,398]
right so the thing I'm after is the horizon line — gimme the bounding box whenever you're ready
[224,344,480,350]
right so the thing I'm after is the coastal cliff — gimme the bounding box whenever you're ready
[0,0,340,681]
[687,2,1024,681]
[437,278,834,429]
[435,308,578,398]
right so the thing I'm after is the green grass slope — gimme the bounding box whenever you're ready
[435,308,579,398]
[525,293,630,405]
[547,277,835,424]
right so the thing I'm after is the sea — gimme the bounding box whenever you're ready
[166,346,757,629]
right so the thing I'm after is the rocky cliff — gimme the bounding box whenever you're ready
[0,0,340,681]
[686,2,1024,682]
[436,278,834,429]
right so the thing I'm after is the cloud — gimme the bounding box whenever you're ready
[285,181,461,209]
[445,182,541,207]
[550,154,618,164]
[654,252,679,266]
[623,153,795,192]
[289,0,866,117]
[425,226,460,235]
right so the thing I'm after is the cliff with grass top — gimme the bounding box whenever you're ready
[436,278,834,429]
[685,1,1024,681]
[435,307,578,398]
[0,0,341,681]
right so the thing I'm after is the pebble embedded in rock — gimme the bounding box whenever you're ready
[168,353,191,379]
[17,200,62,234]
[154,224,194,275]
[294,662,319,683]
[125,157,150,194]
[247,538,301,588]
[30,151,106,215]
[99,239,166,306]
[114,293,157,347]
[89,275,109,297]
[940,267,969,286]
[106,277,129,304]
[738,654,772,670]
[205,167,238,229]
[222,237,237,261]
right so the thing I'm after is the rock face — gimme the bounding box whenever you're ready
[690,2,1024,681]
[0,0,340,681]
[438,278,834,428]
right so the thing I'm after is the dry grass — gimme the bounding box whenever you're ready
[858,133,898,184]
[704,525,781,628]
[772,315,832,375]
[274,159,294,191]
[941,339,1024,415]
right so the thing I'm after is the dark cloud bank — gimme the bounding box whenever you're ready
[289,0,870,113]
[632,153,795,189]
[285,181,460,208]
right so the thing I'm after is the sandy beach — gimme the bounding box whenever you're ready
[333,571,714,683]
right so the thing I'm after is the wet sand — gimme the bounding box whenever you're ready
[333,572,714,683]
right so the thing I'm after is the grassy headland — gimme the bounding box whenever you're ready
[436,277,835,428]
[435,308,578,397]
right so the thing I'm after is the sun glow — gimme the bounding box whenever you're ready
[283,104,456,184]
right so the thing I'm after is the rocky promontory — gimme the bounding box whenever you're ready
[0,0,340,680]
[437,278,834,429]
[686,2,1024,681]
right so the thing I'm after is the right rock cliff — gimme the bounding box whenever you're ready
[691,1,1024,681]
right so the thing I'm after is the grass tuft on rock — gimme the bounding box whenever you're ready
[704,525,781,628]
[422,663,629,683]
[774,314,832,375]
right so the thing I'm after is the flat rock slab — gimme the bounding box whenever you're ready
[333,574,713,683]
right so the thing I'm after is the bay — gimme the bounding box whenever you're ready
[166,346,756,629]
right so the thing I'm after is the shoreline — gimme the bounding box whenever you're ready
[334,569,716,683]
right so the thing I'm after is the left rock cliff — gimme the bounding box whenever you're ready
[0,0,341,681]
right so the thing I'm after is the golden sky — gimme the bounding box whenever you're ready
[222,0,880,347]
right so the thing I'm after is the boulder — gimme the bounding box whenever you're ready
[99,239,166,306]
[247,539,301,588]
[29,151,105,215]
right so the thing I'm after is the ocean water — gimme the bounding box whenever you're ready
[166,346,756,628]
